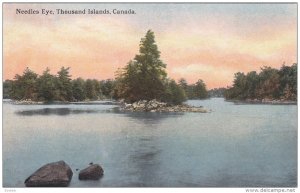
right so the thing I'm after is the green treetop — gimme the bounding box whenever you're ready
[115,30,167,102]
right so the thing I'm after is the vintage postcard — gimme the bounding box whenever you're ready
[2,2,297,191]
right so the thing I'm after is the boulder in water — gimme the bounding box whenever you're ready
[79,164,104,180]
[24,160,73,187]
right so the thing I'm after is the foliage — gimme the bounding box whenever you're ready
[72,78,86,101]
[85,79,101,100]
[162,79,187,105]
[224,63,297,101]
[191,79,208,99]
[3,80,13,99]
[36,68,57,101]
[114,30,210,104]
[6,67,113,102]
[208,87,226,98]
[11,67,38,100]
[100,79,115,99]
[278,63,297,100]
[178,78,208,99]
[57,67,73,101]
[114,30,168,103]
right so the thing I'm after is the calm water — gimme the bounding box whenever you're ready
[2,98,297,187]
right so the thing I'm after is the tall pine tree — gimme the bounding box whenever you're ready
[57,67,73,101]
[37,67,57,102]
[115,30,167,102]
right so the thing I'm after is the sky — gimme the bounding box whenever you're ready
[3,3,297,89]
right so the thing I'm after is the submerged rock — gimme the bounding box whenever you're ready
[24,160,73,187]
[79,164,104,180]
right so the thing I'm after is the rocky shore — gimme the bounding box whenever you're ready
[12,99,44,105]
[121,99,209,113]
[8,98,210,112]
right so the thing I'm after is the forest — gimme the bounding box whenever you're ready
[3,66,207,104]
[224,64,297,101]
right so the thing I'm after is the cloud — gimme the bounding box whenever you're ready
[3,3,297,88]
[172,63,216,75]
[3,15,142,80]
[170,64,233,88]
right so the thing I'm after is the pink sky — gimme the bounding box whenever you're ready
[3,3,297,89]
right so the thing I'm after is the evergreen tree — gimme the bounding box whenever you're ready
[72,78,86,101]
[3,80,13,99]
[193,79,208,99]
[11,67,38,100]
[245,71,259,99]
[162,79,186,105]
[178,78,188,94]
[115,60,141,101]
[279,63,297,100]
[256,66,280,99]
[92,79,101,98]
[57,67,73,101]
[115,30,167,102]
[37,68,57,102]
[85,79,101,100]
[100,79,115,98]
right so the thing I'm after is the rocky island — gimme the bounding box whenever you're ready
[121,99,209,113]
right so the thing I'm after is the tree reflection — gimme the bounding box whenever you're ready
[15,108,98,116]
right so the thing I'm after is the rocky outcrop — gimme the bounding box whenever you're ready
[122,99,209,113]
[24,161,73,187]
[79,164,104,180]
[13,99,44,105]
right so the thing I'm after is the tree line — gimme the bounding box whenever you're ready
[3,66,208,104]
[3,67,116,102]
[3,30,209,104]
[224,64,297,101]
[208,88,226,98]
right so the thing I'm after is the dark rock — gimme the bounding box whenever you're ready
[24,160,73,187]
[76,169,79,171]
[79,164,104,180]
[89,162,93,165]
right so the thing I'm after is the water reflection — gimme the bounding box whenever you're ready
[123,112,184,124]
[131,148,161,162]
[127,135,162,187]
[16,108,99,116]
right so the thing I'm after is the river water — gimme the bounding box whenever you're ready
[2,98,297,187]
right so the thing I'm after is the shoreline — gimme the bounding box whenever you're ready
[4,99,120,105]
[4,99,210,113]
[4,98,297,106]
[226,99,297,105]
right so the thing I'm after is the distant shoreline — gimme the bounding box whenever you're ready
[3,99,120,105]
[4,98,297,106]
[226,99,297,105]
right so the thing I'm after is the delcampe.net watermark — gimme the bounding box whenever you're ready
[245,188,296,193]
